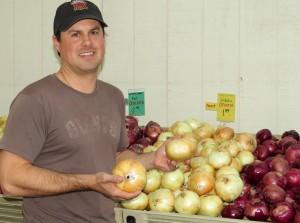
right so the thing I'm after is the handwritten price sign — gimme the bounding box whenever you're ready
[217,93,235,122]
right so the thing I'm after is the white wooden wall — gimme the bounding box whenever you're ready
[1,0,300,135]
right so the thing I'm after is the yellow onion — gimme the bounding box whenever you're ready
[185,118,202,130]
[121,192,149,210]
[190,156,208,170]
[148,188,175,212]
[188,171,215,196]
[193,125,214,141]
[171,121,193,135]
[215,166,239,179]
[143,169,161,194]
[175,190,201,215]
[161,168,184,191]
[198,194,224,217]
[236,150,255,166]
[218,139,243,157]
[213,126,235,143]
[112,159,147,193]
[166,138,197,162]
[215,174,244,203]
[235,132,257,153]
[193,164,215,177]
[207,150,232,170]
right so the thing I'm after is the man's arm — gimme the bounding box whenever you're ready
[0,150,140,200]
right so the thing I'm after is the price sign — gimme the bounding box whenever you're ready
[217,93,235,122]
[128,89,145,116]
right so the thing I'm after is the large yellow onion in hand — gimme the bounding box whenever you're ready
[112,159,147,193]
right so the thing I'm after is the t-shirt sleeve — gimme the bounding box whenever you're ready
[0,93,46,163]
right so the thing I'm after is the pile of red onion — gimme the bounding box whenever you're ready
[125,116,163,153]
[222,129,300,223]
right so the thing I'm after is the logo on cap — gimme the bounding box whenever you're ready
[71,0,88,11]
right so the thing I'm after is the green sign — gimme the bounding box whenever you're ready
[128,89,145,116]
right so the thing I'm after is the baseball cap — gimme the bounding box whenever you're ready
[53,0,108,36]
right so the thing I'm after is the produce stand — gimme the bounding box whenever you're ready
[0,195,268,223]
[122,209,265,223]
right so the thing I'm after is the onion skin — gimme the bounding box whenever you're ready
[112,159,147,193]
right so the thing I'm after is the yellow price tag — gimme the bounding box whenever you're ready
[217,93,235,122]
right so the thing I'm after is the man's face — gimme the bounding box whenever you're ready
[53,19,105,74]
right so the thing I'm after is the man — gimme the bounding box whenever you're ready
[0,1,177,222]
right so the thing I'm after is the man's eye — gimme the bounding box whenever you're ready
[91,30,99,35]
[72,33,79,37]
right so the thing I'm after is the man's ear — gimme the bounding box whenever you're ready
[52,35,60,53]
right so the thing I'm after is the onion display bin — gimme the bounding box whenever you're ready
[0,195,267,223]
[122,209,265,223]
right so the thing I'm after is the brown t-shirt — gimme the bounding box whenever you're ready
[0,74,128,223]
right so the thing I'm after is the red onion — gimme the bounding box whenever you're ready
[253,145,269,161]
[245,160,270,184]
[262,184,286,204]
[233,196,248,210]
[278,136,297,152]
[282,130,300,141]
[262,171,287,189]
[270,201,296,223]
[284,168,300,194]
[256,128,272,144]
[221,204,244,219]
[270,157,291,175]
[244,198,270,221]
[143,121,163,143]
[127,126,143,145]
[285,144,300,168]
[125,115,138,128]
[262,139,279,155]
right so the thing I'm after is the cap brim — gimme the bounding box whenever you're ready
[60,14,108,32]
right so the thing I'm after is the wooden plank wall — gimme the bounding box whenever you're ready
[1,0,300,135]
